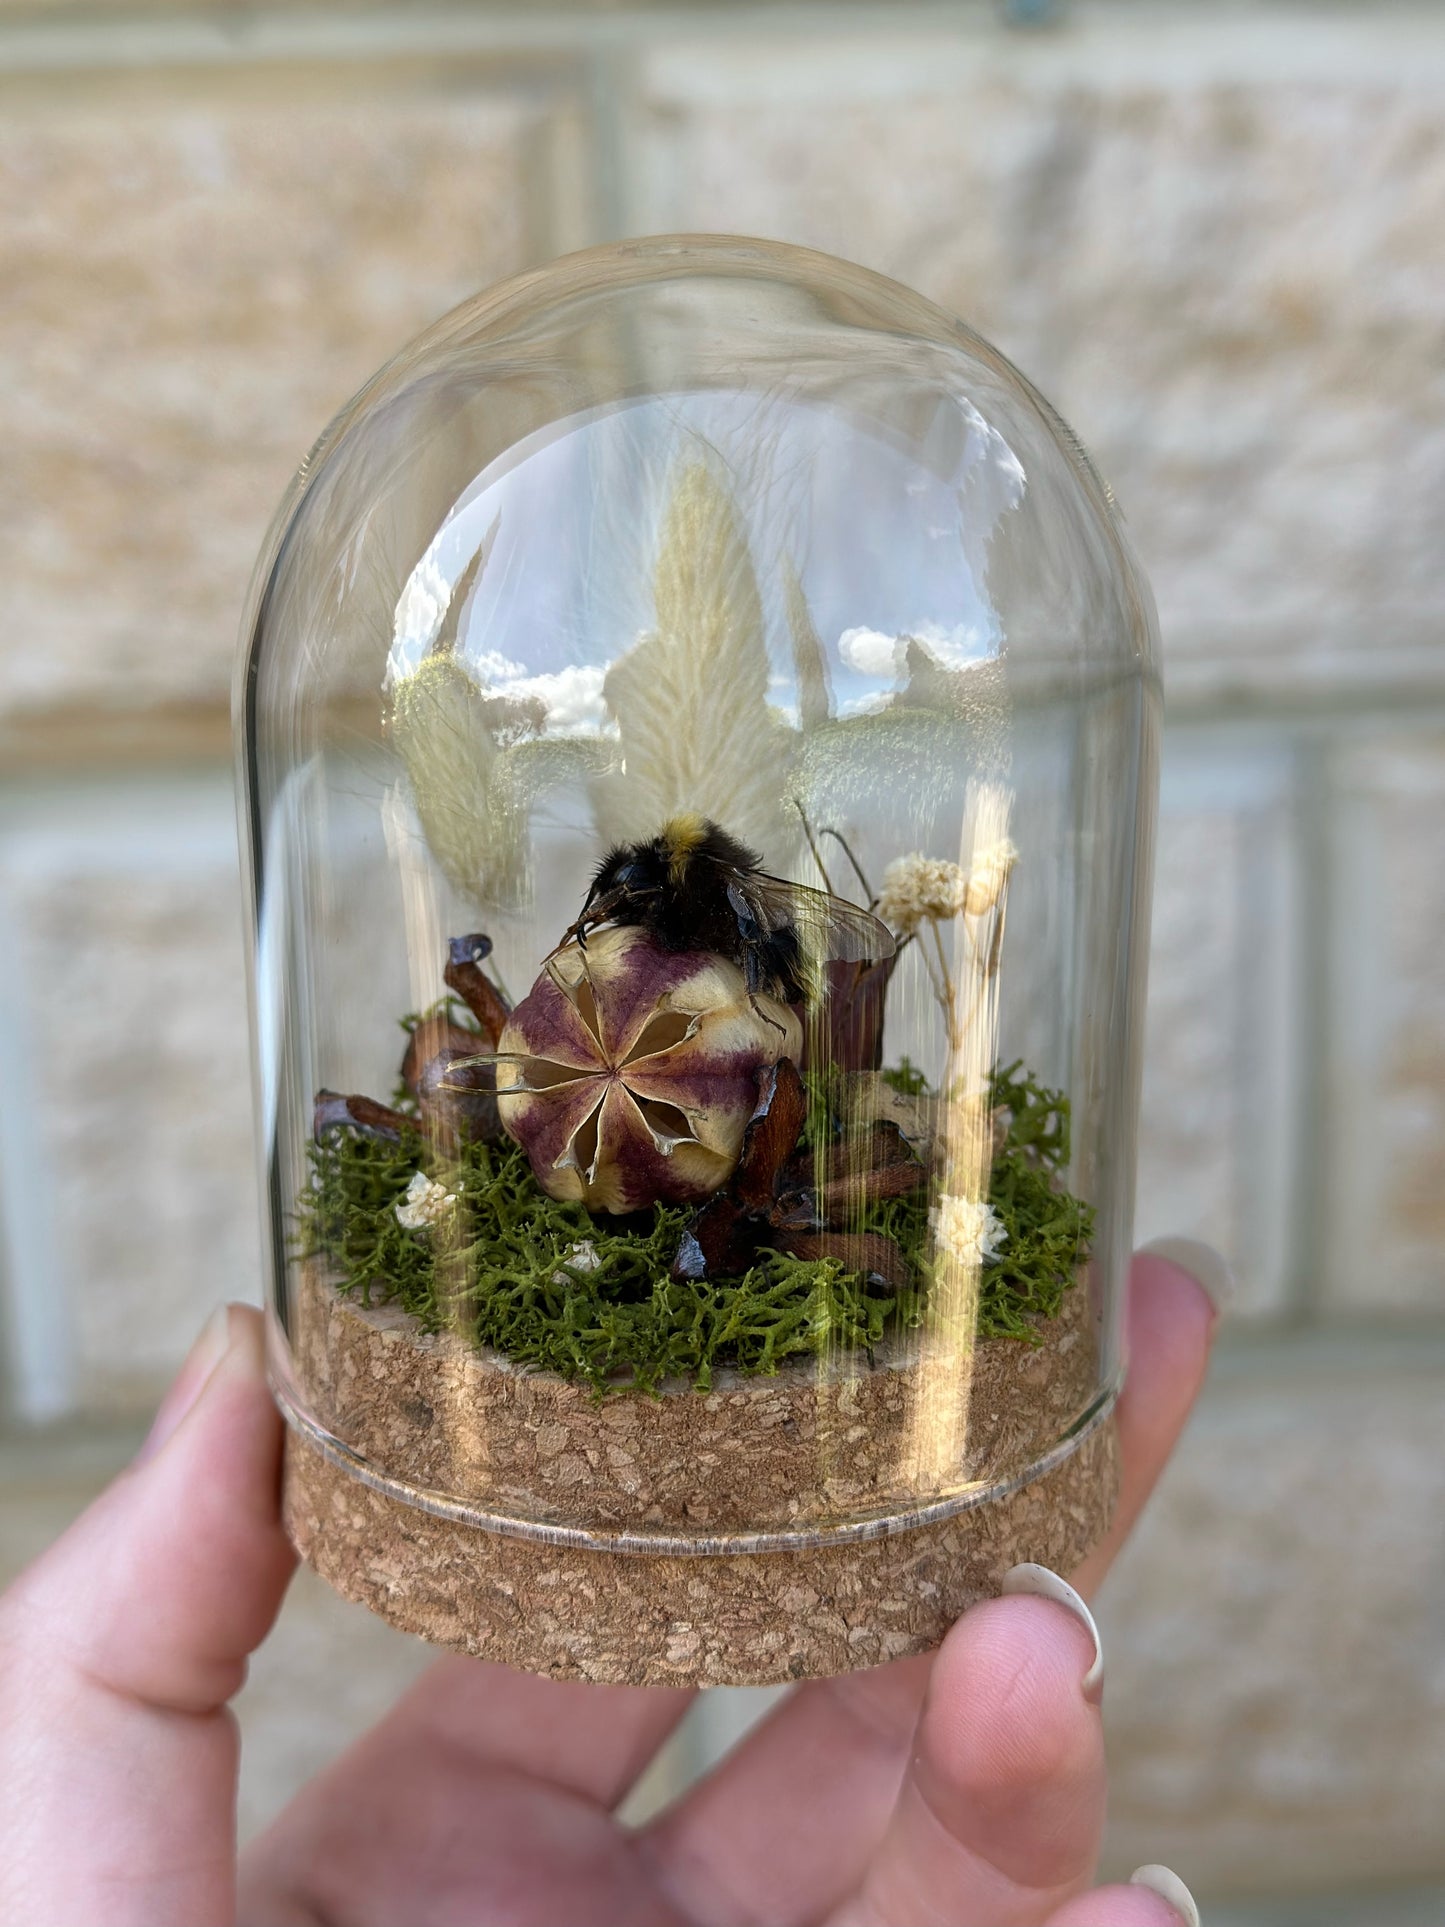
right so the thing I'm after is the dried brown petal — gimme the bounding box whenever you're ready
[672,1193,759,1281]
[398,1014,503,1151]
[669,1059,925,1286]
[400,1016,480,1099]
[731,1058,809,1214]
[422,1053,502,1151]
[444,933,511,1045]
[314,1091,410,1143]
[813,1122,925,1216]
[778,1230,912,1294]
[850,1074,936,1160]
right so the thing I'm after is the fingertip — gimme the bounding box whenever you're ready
[145,1304,286,1532]
[139,1303,294,1638]
[1046,1879,1196,1926]
[1115,1246,1217,1471]
[1128,1249,1218,1373]
[134,1302,271,1470]
[1138,1237,1233,1317]
[5,1303,295,1716]
[915,1591,1105,1886]
[185,1301,271,1411]
[933,1590,1101,1749]
[222,1300,269,1376]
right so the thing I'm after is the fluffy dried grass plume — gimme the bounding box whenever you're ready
[591,460,798,865]
[389,455,806,908]
[388,651,611,914]
[388,652,526,909]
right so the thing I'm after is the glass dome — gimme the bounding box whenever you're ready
[237,235,1160,1685]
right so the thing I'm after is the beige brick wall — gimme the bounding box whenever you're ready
[630,15,1445,702]
[0,782,255,1416]
[0,5,1441,1915]
[0,68,578,730]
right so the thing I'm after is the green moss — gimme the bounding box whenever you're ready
[296,1057,1093,1395]
[879,1055,931,1097]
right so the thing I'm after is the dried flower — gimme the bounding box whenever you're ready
[877,843,1020,937]
[401,1012,502,1151]
[876,854,967,937]
[395,1171,458,1232]
[315,1089,410,1143]
[962,839,1019,916]
[877,823,1017,1053]
[553,1239,603,1284]
[931,1194,1008,1267]
[496,925,802,1214]
[672,1060,924,1294]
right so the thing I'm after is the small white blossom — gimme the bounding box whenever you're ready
[931,1194,1009,1267]
[962,839,1019,916]
[876,854,968,937]
[394,1170,457,1232]
[553,1239,603,1283]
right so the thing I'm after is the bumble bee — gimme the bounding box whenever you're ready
[561,813,894,1005]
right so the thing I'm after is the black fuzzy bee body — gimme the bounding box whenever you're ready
[563,814,890,1006]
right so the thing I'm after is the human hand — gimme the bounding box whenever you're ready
[0,1250,1217,1927]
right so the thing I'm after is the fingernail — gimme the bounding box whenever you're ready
[1140,1237,1234,1316]
[1130,1864,1200,1927]
[135,1305,234,1465]
[1000,1562,1104,1703]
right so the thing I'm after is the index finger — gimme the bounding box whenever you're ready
[0,1307,295,1927]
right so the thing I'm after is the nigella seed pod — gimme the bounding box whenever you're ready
[495,925,802,1213]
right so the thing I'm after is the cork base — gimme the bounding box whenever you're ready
[290,1261,1106,1540]
[283,1413,1117,1685]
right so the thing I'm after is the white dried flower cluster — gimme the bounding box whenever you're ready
[931,1194,1009,1268]
[394,1171,457,1232]
[553,1239,603,1284]
[876,855,968,937]
[877,842,1019,937]
[963,839,1019,916]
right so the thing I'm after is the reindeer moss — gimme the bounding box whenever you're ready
[297,1061,1093,1395]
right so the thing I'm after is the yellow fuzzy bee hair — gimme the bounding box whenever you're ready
[661,812,709,881]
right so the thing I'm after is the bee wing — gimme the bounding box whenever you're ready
[739,873,896,966]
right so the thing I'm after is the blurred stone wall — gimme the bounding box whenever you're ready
[0,2,1441,1915]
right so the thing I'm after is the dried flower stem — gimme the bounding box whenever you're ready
[950,896,1010,1049]
[794,800,836,897]
[822,826,876,906]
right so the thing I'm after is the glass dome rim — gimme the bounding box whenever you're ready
[235,232,1161,744]
[313,231,1126,524]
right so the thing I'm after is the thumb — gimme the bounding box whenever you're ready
[0,1305,296,1927]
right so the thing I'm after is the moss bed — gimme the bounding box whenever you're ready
[297,1056,1093,1396]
